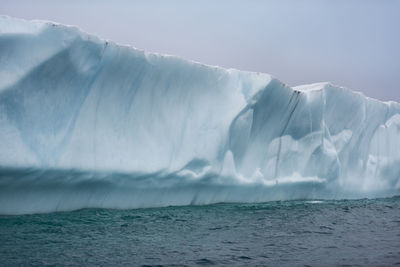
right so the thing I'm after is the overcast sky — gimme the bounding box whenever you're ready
[1,0,399,101]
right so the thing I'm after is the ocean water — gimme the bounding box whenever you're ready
[0,198,399,266]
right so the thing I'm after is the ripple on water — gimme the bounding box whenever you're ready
[0,198,399,266]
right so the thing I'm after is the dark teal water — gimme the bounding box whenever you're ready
[1,198,399,266]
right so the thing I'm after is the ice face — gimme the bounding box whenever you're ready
[0,16,399,214]
[230,81,400,193]
[0,16,271,173]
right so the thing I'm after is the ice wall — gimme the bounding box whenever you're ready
[0,17,399,214]
[229,81,400,193]
[0,16,270,172]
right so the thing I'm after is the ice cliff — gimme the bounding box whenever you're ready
[0,16,399,214]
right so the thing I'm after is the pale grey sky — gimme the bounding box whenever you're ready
[1,0,399,101]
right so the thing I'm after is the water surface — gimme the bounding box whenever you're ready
[1,198,399,266]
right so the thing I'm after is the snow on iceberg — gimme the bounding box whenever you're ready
[0,16,399,214]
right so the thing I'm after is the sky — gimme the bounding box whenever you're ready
[1,0,399,101]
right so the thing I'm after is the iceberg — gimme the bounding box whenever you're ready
[0,16,399,214]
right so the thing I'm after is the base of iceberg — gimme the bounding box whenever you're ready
[0,16,399,214]
[0,167,397,215]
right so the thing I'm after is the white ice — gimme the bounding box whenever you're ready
[0,16,399,214]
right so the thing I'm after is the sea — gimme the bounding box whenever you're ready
[1,197,399,266]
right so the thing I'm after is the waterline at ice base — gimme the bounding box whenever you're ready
[0,16,399,215]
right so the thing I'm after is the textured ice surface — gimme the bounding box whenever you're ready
[0,17,399,214]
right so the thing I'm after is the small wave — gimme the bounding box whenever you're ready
[305,200,325,204]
